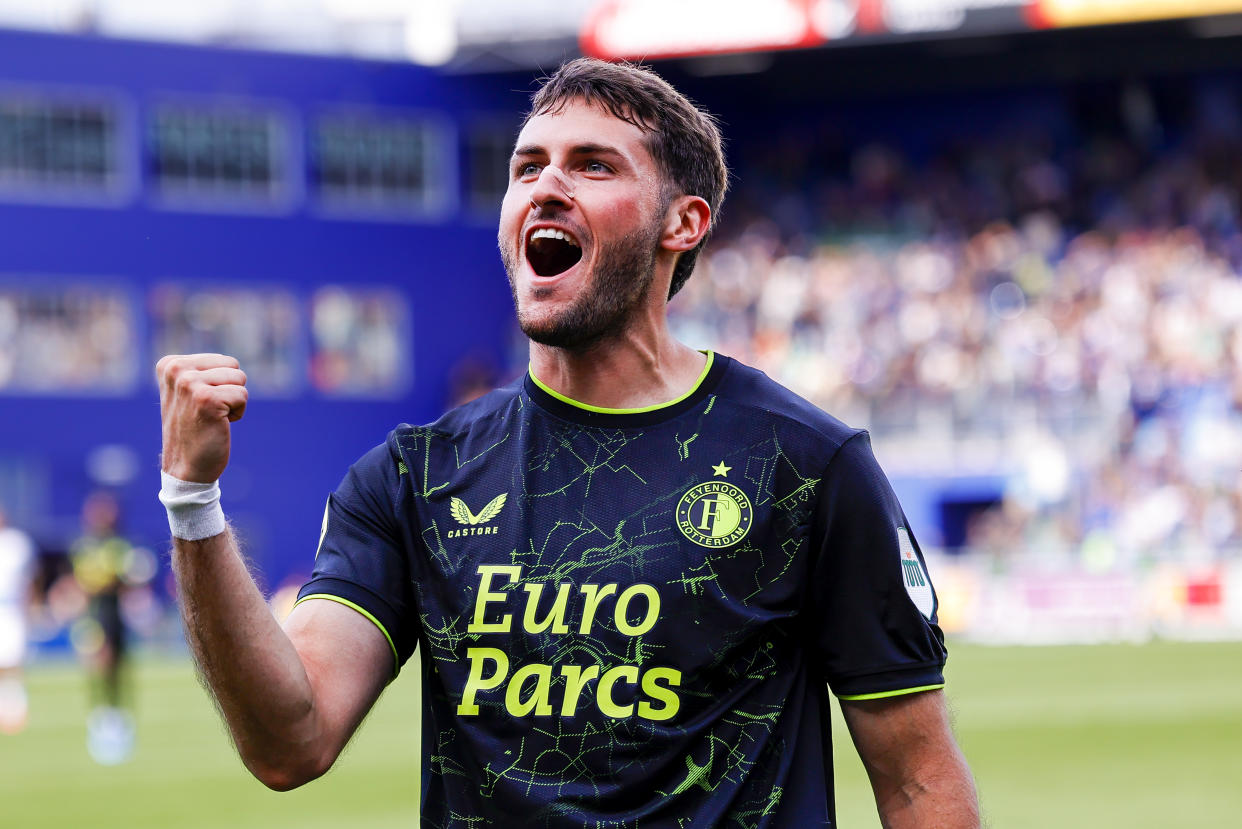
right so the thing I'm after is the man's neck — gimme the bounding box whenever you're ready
[528,320,707,411]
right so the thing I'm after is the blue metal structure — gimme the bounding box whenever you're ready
[2,25,1150,586]
[0,28,528,589]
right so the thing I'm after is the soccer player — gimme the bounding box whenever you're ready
[67,491,144,763]
[156,59,979,827]
[0,504,36,735]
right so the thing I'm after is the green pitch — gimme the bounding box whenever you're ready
[2,641,1240,828]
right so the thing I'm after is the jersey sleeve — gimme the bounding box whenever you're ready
[806,431,947,700]
[295,434,419,676]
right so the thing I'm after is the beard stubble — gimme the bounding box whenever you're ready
[501,212,663,351]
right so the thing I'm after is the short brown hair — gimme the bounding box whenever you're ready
[524,58,728,299]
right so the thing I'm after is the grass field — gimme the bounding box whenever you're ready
[2,641,1240,828]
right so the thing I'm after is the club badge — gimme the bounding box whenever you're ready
[676,462,753,548]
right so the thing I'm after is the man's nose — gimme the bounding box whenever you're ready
[529,165,575,209]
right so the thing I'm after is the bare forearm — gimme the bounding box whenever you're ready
[157,355,387,790]
[873,749,980,829]
[843,691,981,829]
[172,528,327,788]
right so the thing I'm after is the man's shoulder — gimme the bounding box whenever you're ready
[378,375,526,470]
[715,356,862,447]
[428,375,525,434]
[335,379,524,488]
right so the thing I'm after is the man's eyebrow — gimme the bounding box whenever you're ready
[567,143,625,158]
[510,143,627,160]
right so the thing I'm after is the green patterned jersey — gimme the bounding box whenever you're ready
[298,352,946,828]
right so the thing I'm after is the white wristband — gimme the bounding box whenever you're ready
[159,471,226,541]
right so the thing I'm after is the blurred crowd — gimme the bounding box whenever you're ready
[149,284,302,393]
[0,287,135,392]
[671,86,1242,567]
[1,282,411,397]
[309,286,408,396]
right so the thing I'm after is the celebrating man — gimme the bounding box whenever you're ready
[157,58,979,827]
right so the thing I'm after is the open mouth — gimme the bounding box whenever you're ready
[526,228,583,277]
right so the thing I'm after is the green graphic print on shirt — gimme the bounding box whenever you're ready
[300,354,947,828]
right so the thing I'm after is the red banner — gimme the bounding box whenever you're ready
[580,0,1242,62]
[581,0,826,61]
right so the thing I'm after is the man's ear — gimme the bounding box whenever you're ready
[660,195,712,252]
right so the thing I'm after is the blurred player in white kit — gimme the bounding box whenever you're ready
[0,504,36,734]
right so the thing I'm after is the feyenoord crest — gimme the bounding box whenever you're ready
[676,465,753,548]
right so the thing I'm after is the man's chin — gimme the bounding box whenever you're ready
[509,225,659,352]
[520,320,601,351]
[519,307,619,351]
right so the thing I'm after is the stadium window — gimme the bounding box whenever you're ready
[0,92,126,202]
[148,102,292,208]
[149,284,302,394]
[309,286,410,397]
[465,120,514,216]
[310,111,454,217]
[0,281,137,394]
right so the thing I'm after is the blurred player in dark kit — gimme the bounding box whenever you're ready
[156,58,979,827]
[65,491,148,764]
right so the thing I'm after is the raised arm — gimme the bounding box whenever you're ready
[158,354,391,790]
[840,689,980,829]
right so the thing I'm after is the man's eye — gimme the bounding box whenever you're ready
[585,161,610,173]
[517,163,540,178]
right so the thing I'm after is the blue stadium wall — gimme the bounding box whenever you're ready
[0,28,528,589]
[4,27,1158,586]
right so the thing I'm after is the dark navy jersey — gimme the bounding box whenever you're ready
[297,352,946,828]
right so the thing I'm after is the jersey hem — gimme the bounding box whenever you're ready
[836,683,945,701]
[827,659,945,698]
[293,593,400,678]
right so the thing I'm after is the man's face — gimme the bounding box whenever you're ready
[498,100,669,350]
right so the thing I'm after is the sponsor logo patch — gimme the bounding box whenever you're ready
[447,493,507,538]
[898,527,934,619]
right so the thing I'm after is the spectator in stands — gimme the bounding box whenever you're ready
[669,101,1242,565]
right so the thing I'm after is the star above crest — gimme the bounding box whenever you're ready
[712,461,731,477]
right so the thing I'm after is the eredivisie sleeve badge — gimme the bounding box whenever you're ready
[897,527,935,619]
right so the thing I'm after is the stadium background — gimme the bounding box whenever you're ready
[0,1,1240,826]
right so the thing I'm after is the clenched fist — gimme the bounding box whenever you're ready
[157,354,248,483]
